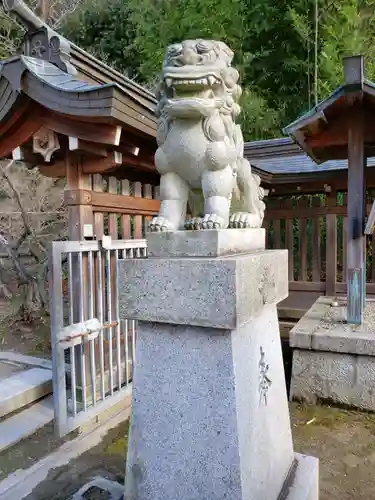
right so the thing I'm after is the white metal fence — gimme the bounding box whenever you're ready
[49,238,147,437]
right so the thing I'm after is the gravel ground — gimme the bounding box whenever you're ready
[1,403,373,499]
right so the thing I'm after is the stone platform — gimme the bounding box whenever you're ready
[290,296,375,410]
[119,229,319,500]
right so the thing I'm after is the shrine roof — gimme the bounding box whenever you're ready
[244,137,375,192]
[0,55,156,132]
[2,0,157,137]
[283,57,375,163]
[244,137,375,174]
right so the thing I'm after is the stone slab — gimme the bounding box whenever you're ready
[146,228,265,257]
[290,296,375,355]
[0,396,53,453]
[0,367,52,418]
[290,348,375,411]
[119,249,288,329]
[0,359,25,381]
[125,304,295,500]
[286,453,319,500]
[0,351,52,370]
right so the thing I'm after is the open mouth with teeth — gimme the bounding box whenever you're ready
[164,74,222,99]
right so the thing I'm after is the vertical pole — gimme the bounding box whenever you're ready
[325,189,337,297]
[347,105,365,324]
[344,55,365,325]
[66,155,93,240]
[65,155,95,404]
[363,156,368,310]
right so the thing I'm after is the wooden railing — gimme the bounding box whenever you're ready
[65,173,160,240]
[264,191,375,318]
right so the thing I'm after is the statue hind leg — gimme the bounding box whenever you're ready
[149,172,189,232]
[229,158,265,228]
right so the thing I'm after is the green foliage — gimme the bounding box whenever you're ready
[318,0,375,97]
[60,0,375,138]
[240,90,282,141]
[61,0,141,78]
[127,0,246,81]
[0,8,24,59]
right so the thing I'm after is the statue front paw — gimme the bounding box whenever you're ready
[185,217,202,230]
[229,212,261,229]
[200,214,226,230]
[149,217,175,232]
[185,214,227,230]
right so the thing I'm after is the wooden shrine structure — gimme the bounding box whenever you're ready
[3,0,375,328]
[283,55,374,324]
[0,0,160,242]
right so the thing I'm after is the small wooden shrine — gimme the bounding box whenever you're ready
[283,55,375,324]
[0,0,160,241]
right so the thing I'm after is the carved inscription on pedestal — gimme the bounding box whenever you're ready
[259,346,272,407]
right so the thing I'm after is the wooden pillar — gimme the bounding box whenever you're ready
[66,154,94,240]
[345,55,366,324]
[65,154,94,403]
[347,115,366,324]
[346,108,365,323]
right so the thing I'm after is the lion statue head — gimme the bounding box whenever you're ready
[156,39,242,120]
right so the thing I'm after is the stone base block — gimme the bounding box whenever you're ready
[286,453,319,500]
[290,349,375,410]
[147,228,265,258]
[119,248,288,330]
[125,304,295,500]
[290,296,375,410]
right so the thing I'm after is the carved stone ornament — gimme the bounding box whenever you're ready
[33,127,60,162]
[149,39,265,232]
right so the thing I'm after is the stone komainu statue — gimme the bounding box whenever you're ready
[150,39,265,232]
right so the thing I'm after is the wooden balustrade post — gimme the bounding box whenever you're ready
[312,196,322,282]
[325,190,337,297]
[284,199,294,282]
[298,197,308,282]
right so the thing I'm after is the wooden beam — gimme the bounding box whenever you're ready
[64,188,160,216]
[39,163,67,177]
[307,114,375,150]
[307,119,349,149]
[42,111,122,146]
[0,106,43,157]
[81,152,122,174]
[121,152,155,171]
[288,281,326,292]
[39,152,123,176]
[0,100,31,137]
[68,137,108,157]
[264,202,375,221]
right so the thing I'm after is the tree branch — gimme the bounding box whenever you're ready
[0,160,46,260]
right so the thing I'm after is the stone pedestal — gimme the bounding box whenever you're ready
[290,296,375,411]
[118,229,319,500]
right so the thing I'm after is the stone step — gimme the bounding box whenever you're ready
[0,367,52,418]
[0,396,54,453]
